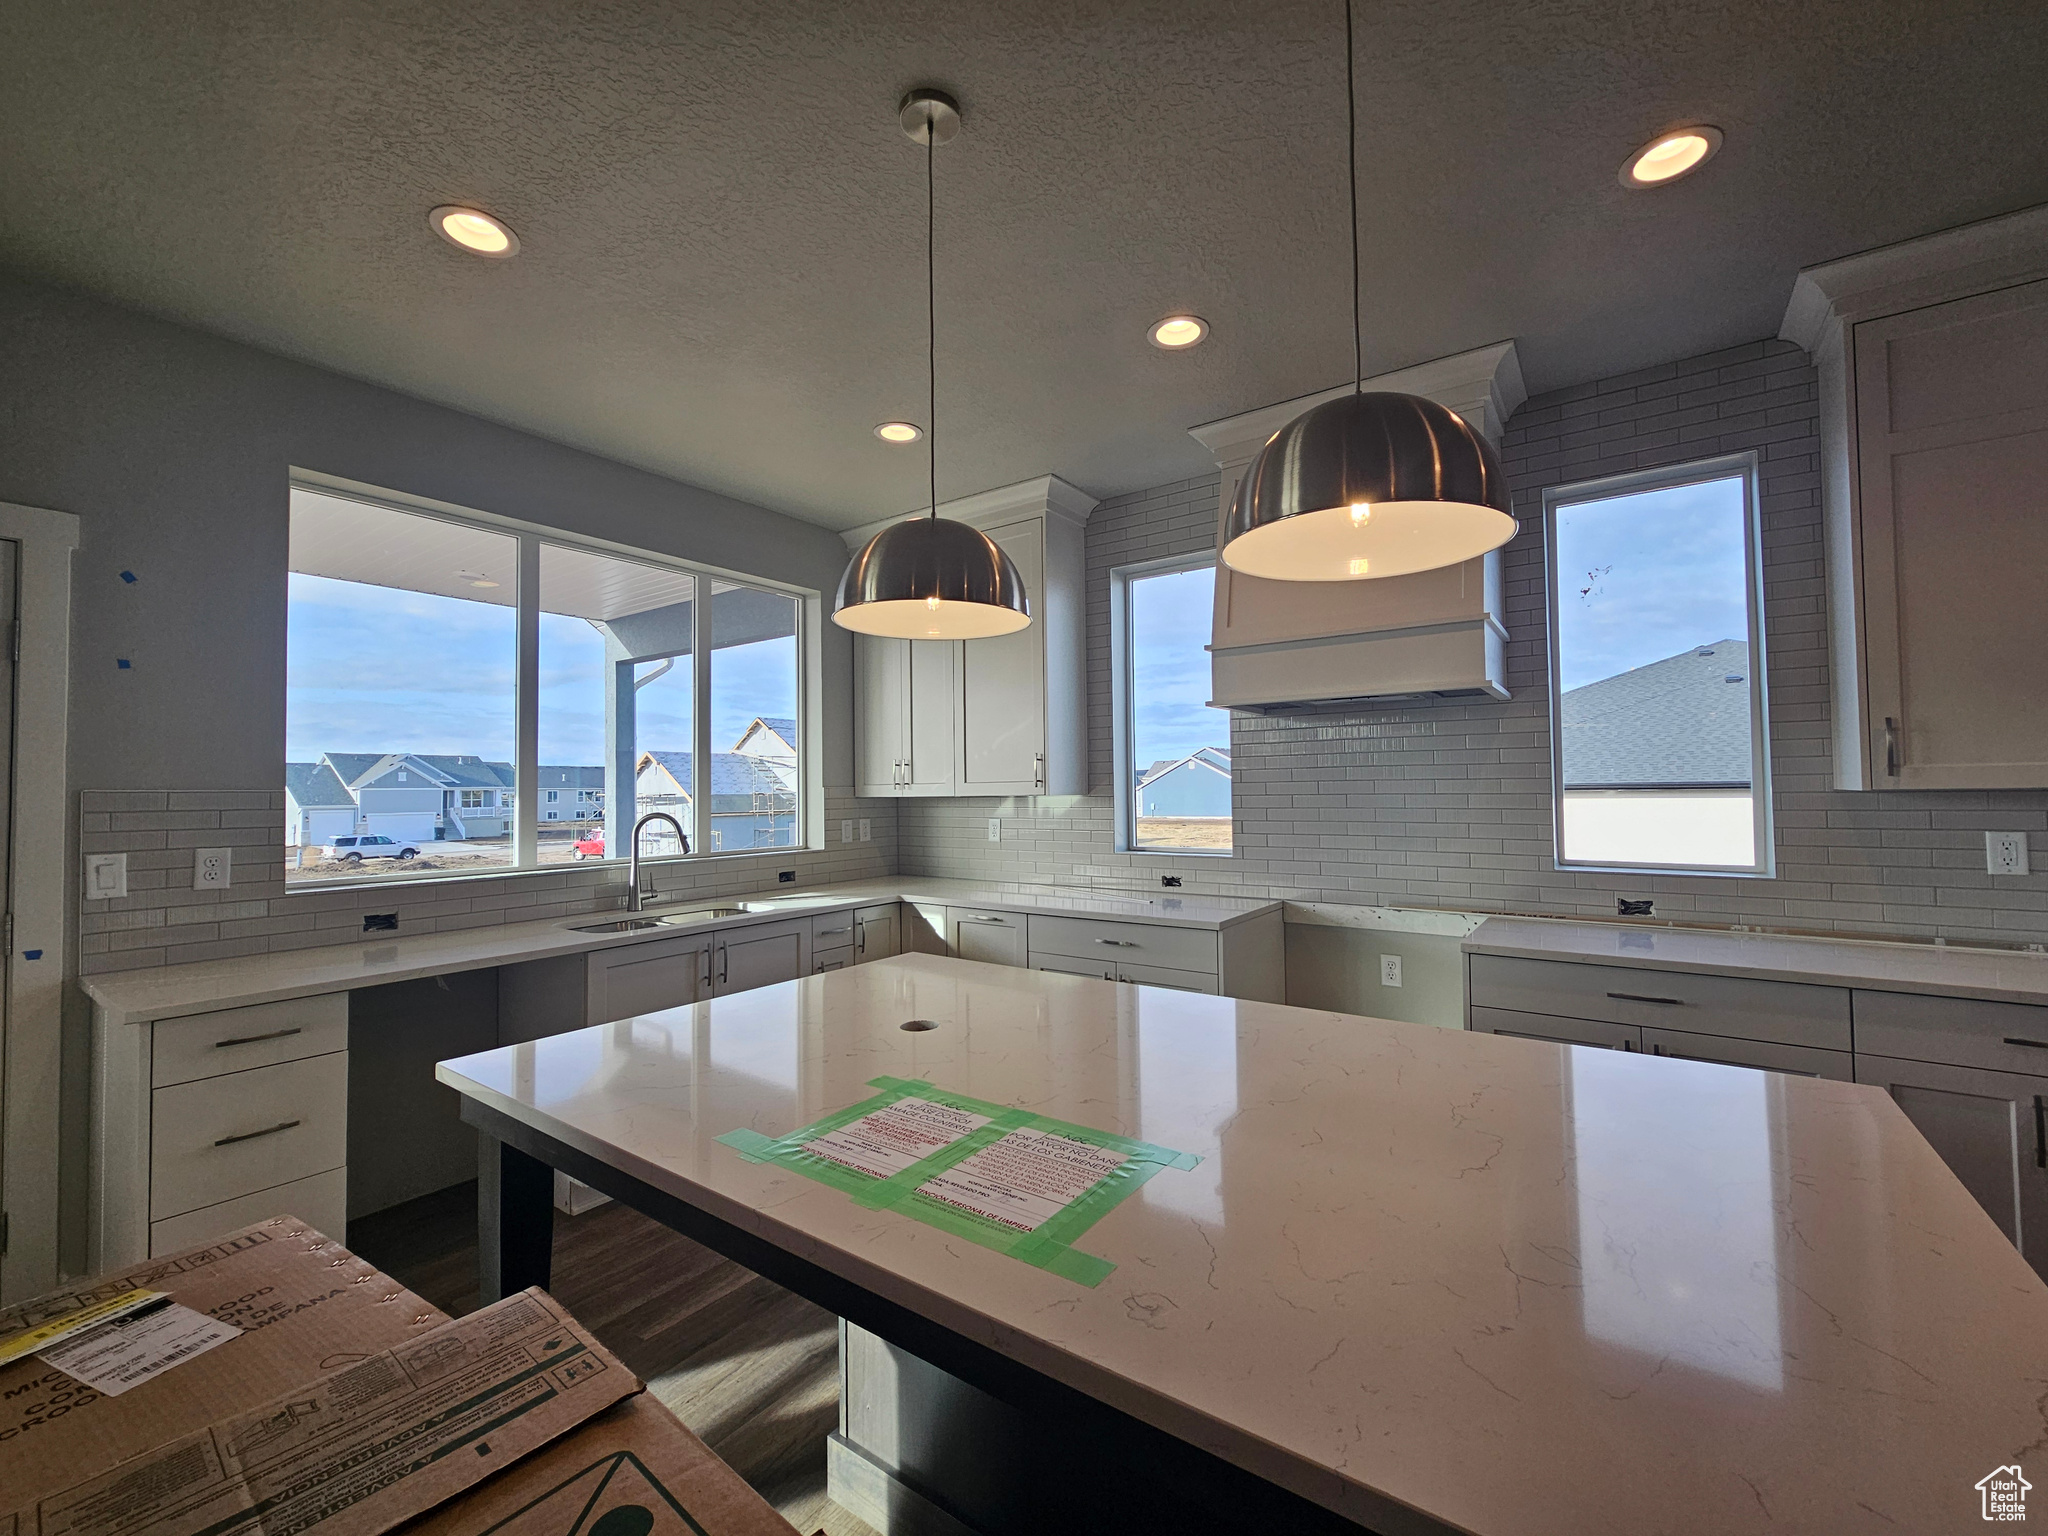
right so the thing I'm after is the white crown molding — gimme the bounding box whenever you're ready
[1187,339,1525,468]
[1781,202,2048,352]
[838,473,1099,550]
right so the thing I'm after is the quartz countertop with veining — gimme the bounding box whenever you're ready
[438,954,2048,1536]
[79,876,1280,1025]
[1467,914,2048,1006]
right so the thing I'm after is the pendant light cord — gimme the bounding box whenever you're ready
[1346,0,1361,393]
[927,114,939,519]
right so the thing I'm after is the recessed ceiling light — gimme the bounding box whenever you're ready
[1148,314,1209,350]
[429,205,520,258]
[874,421,923,443]
[1618,126,1723,189]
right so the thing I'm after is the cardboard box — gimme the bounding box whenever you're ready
[401,1395,802,1536]
[0,1217,445,1510]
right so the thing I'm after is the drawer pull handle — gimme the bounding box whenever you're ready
[2036,1096,2046,1172]
[214,1119,302,1147]
[214,1027,304,1048]
[1607,991,1684,1006]
[1096,939,1139,948]
[961,915,1010,924]
[2003,1037,2048,1051]
[816,926,852,936]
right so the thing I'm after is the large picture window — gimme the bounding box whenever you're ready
[1544,453,1771,875]
[1111,554,1232,854]
[286,481,809,885]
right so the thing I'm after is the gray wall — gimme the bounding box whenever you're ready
[900,338,2048,947]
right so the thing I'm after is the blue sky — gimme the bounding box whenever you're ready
[287,574,796,765]
[1129,564,1229,774]
[1552,475,1751,693]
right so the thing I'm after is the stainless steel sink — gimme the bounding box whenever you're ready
[569,905,747,934]
[569,917,667,933]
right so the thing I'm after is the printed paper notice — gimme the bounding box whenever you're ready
[39,1302,240,1395]
[802,1096,990,1179]
[916,1126,1128,1233]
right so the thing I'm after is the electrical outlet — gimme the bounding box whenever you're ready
[1987,831,2032,876]
[858,819,871,842]
[363,913,398,933]
[85,852,128,899]
[987,818,1001,842]
[193,847,231,890]
[841,819,854,844]
[778,869,796,884]
[1379,954,1403,988]
[1618,897,1655,917]
[1161,875,1182,888]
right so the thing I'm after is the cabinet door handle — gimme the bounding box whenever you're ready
[856,921,866,955]
[702,952,714,990]
[1607,991,1684,1006]
[718,945,728,985]
[1620,1038,1636,1051]
[1096,938,1139,948]
[2035,1096,2047,1171]
[816,924,852,937]
[2004,1037,2048,1051]
[1034,751,1044,792]
[1884,717,1899,778]
[214,1119,301,1148]
[960,914,1010,924]
[214,1026,303,1049]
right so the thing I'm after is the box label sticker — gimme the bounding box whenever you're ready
[38,1301,241,1396]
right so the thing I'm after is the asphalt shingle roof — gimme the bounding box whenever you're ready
[285,761,355,807]
[1558,640,1754,788]
[638,750,796,796]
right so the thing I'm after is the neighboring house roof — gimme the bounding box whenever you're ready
[320,752,514,790]
[1137,747,1232,788]
[322,752,395,789]
[1558,639,1754,788]
[414,753,515,788]
[733,716,798,756]
[285,762,355,808]
[636,750,797,798]
[535,765,606,789]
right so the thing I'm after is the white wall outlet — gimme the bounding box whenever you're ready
[85,852,128,899]
[858,818,871,843]
[1987,831,2032,876]
[987,817,1001,842]
[841,819,854,844]
[194,847,232,890]
[1379,953,1403,988]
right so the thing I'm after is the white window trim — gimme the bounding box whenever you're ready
[1542,450,1774,877]
[286,470,820,890]
[1110,550,1233,857]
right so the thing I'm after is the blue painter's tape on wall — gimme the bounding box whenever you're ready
[23,950,42,960]
[119,570,137,584]
[117,659,131,669]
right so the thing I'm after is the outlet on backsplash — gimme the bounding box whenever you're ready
[1161,876,1182,888]
[363,913,398,933]
[1617,898,1655,918]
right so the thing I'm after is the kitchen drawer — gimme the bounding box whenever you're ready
[1026,914,1218,974]
[150,1052,348,1221]
[813,944,854,973]
[810,911,859,949]
[1116,961,1220,994]
[152,993,348,1088]
[1467,954,1850,1051]
[149,1166,348,1257]
[1854,988,2048,1076]
[1471,1005,1642,1052]
[1641,1027,1854,1080]
[1029,953,1116,981]
[950,908,1026,967]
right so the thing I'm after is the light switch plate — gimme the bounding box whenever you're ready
[841,819,854,844]
[1379,954,1403,988]
[85,852,128,899]
[1987,831,2031,876]
[194,847,231,889]
[987,818,1001,842]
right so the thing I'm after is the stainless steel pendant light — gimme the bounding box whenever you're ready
[834,90,1031,640]
[1219,2,1515,583]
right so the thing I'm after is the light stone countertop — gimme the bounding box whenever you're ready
[438,954,2048,1536]
[79,877,1281,1025]
[1466,914,2048,1006]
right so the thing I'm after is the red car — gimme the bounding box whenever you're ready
[570,834,605,860]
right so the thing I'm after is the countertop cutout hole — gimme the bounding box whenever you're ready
[900,1019,938,1032]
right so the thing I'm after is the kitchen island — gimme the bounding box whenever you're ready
[438,953,2047,1536]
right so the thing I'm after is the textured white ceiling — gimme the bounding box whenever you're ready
[5,1,2046,530]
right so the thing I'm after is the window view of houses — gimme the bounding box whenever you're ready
[1127,561,1233,851]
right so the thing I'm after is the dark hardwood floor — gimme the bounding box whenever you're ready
[348,1182,878,1536]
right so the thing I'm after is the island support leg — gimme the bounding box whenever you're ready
[477,1133,554,1303]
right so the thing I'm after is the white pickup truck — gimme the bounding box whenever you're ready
[321,834,420,862]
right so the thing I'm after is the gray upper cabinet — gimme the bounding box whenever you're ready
[1782,205,2048,788]
[845,477,1092,799]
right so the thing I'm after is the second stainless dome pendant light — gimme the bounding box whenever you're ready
[1220,0,1516,583]
[833,91,1031,640]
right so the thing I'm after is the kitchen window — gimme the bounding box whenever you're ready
[1544,452,1771,875]
[1111,553,1232,854]
[286,479,812,885]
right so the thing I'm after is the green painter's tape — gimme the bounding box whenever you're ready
[714,1075,1198,1287]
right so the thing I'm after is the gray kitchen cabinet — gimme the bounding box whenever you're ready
[854,635,959,796]
[1031,955,1117,981]
[950,907,1028,967]
[1105,960,1219,994]
[1641,1027,1854,1081]
[585,934,711,1024]
[1856,1050,2048,1280]
[854,903,901,963]
[713,917,809,995]
[955,516,1051,795]
[1471,1004,1643,1052]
